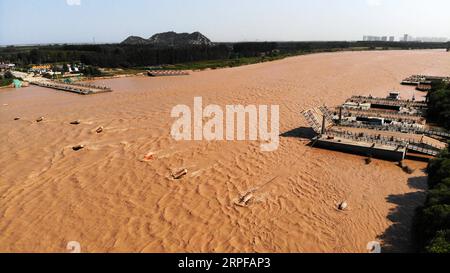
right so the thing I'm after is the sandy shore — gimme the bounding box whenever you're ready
[1,49,450,253]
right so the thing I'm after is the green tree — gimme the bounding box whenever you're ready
[426,230,450,253]
[4,70,14,79]
[82,66,102,77]
[427,149,450,188]
[427,82,450,129]
[415,147,450,252]
[63,64,69,73]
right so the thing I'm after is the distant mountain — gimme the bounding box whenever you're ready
[121,36,152,45]
[121,31,213,46]
[148,31,212,46]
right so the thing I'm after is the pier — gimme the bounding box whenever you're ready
[313,134,407,161]
[339,108,426,124]
[30,80,112,95]
[402,75,450,85]
[337,121,450,139]
[328,129,444,156]
[401,75,450,91]
[347,96,427,109]
[302,92,447,160]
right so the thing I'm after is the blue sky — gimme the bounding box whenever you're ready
[0,0,449,45]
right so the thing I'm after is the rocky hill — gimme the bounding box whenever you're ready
[121,31,213,47]
[121,36,152,45]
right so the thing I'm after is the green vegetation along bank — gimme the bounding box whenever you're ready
[1,41,448,70]
[414,147,450,253]
[413,81,450,253]
[427,81,450,130]
[0,71,15,87]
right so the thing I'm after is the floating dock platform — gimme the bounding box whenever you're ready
[347,96,427,109]
[302,94,446,160]
[30,80,112,95]
[340,108,426,124]
[313,135,407,161]
[402,75,450,86]
[337,121,450,139]
[147,70,190,77]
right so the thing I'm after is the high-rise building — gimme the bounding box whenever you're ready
[363,35,383,41]
[403,34,410,42]
[364,35,396,42]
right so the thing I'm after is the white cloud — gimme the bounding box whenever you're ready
[366,0,382,7]
[66,0,81,6]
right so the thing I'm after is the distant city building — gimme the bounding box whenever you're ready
[363,35,381,41]
[400,34,447,43]
[363,35,396,42]
[402,34,410,42]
